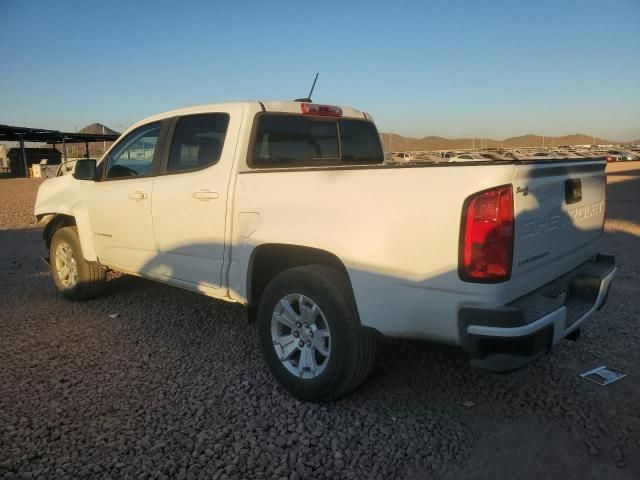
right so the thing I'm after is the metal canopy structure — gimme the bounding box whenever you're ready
[0,123,119,144]
[0,124,120,176]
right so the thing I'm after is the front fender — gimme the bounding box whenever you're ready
[35,176,97,262]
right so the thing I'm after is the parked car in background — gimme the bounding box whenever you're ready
[478,152,509,161]
[606,150,636,161]
[389,151,415,163]
[554,151,589,159]
[500,150,518,159]
[448,153,490,162]
[521,152,558,160]
[438,151,459,160]
[412,153,444,163]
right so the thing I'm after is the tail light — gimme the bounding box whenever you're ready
[459,185,514,283]
[300,103,343,117]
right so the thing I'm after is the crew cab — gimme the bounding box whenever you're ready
[35,101,616,400]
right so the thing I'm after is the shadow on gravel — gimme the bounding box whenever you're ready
[0,227,47,286]
[605,165,640,177]
[606,170,640,226]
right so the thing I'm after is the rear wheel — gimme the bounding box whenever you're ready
[257,265,376,401]
[50,226,107,300]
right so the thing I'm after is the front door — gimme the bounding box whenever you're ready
[150,108,242,289]
[86,121,164,273]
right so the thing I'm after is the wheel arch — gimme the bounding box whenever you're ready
[247,243,359,323]
[43,214,76,250]
[42,212,97,262]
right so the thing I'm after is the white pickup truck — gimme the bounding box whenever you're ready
[35,101,616,400]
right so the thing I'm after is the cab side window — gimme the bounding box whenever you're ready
[167,114,230,173]
[105,122,161,178]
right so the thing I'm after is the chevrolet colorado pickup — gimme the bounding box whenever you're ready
[35,101,616,400]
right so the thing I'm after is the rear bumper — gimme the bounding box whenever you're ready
[458,254,617,371]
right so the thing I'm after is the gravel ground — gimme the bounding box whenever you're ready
[1,162,639,480]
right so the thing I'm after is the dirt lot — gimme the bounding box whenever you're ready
[1,162,639,480]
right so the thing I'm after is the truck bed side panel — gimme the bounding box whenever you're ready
[231,165,518,342]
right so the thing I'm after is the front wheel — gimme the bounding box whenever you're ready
[50,226,107,300]
[257,265,376,401]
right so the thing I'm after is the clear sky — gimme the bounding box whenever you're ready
[1,0,638,141]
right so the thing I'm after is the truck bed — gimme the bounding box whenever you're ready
[232,157,607,342]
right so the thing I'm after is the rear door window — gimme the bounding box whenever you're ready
[251,115,383,168]
[167,114,230,173]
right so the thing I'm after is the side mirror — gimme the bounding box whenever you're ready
[73,159,97,180]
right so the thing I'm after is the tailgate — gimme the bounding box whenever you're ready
[509,160,606,299]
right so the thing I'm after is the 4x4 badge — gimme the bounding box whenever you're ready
[516,186,529,196]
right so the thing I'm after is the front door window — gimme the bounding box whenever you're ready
[105,123,161,178]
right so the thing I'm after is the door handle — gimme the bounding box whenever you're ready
[193,190,219,200]
[129,191,148,200]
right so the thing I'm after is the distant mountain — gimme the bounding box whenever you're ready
[380,133,619,151]
[77,123,119,136]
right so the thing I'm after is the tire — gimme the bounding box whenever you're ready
[50,226,107,301]
[257,264,376,401]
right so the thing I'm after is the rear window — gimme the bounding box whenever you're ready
[251,115,383,168]
[339,119,383,163]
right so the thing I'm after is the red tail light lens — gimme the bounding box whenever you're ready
[459,185,514,282]
[300,103,343,117]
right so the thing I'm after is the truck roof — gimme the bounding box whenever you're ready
[127,101,370,133]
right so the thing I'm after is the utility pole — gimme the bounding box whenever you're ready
[19,134,27,177]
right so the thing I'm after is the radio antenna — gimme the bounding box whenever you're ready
[294,73,319,102]
[307,72,319,100]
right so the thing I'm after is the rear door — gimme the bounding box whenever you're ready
[150,107,243,289]
[510,160,606,294]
